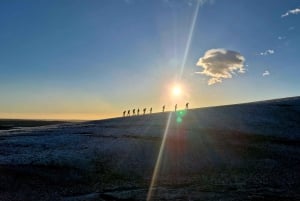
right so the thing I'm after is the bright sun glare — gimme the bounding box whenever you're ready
[172,86,182,96]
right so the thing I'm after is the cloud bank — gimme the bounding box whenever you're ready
[196,49,246,85]
[282,8,300,18]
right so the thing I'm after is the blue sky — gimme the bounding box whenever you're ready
[0,0,299,120]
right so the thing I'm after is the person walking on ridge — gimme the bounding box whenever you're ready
[143,108,146,115]
[127,110,130,116]
[175,104,177,112]
[162,105,165,112]
[137,108,140,115]
[150,107,152,114]
[133,109,135,116]
[186,102,189,110]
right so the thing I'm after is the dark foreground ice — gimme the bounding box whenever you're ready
[0,97,299,200]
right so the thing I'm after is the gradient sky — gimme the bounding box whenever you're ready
[0,0,299,120]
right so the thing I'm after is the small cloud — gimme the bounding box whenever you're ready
[278,36,286,40]
[281,8,300,18]
[260,49,275,56]
[195,49,246,85]
[262,70,270,77]
[187,0,214,6]
[164,0,213,7]
[124,0,133,4]
[288,26,295,31]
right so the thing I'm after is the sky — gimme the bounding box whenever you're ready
[0,0,299,120]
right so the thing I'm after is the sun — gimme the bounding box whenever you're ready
[172,85,182,96]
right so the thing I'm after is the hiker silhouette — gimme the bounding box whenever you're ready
[162,105,165,112]
[137,108,140,115]
[175,104,177,112]
[127,110,130,116]
[185,102,189,110]
[150,107,152,114]
[133,109,136,116]
[123,110,126,117]
[143,108,146,115]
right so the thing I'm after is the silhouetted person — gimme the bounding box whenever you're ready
[137,108,140,115]
[123,111,126,117]
[162,105,165,112]
[175,104,177,112]
[127,110,130,116]
[133,109,136,116]
[150,107,152,114]
[185,102,189,110]
[143,108,146,115]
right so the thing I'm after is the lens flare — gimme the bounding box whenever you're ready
[179,0,201,79]
[147,1,201,200]
[146,113,172,201]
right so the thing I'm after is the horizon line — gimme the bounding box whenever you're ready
[0,95,298,121]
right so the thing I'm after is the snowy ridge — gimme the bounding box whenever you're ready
[0,96,299,167]
[90,95,300,139]
[0,97,299,200]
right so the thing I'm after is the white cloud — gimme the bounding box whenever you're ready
[260,49,275,56]
[195,49,246,85]
[262,70,270,77]
[281,8,300,18]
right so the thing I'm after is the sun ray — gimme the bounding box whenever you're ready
[147,2,201,200]
[146,112,172,201]
[179,0,201,79]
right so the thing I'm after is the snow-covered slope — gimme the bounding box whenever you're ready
[0,97,299,200]
[91,96,300,139]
